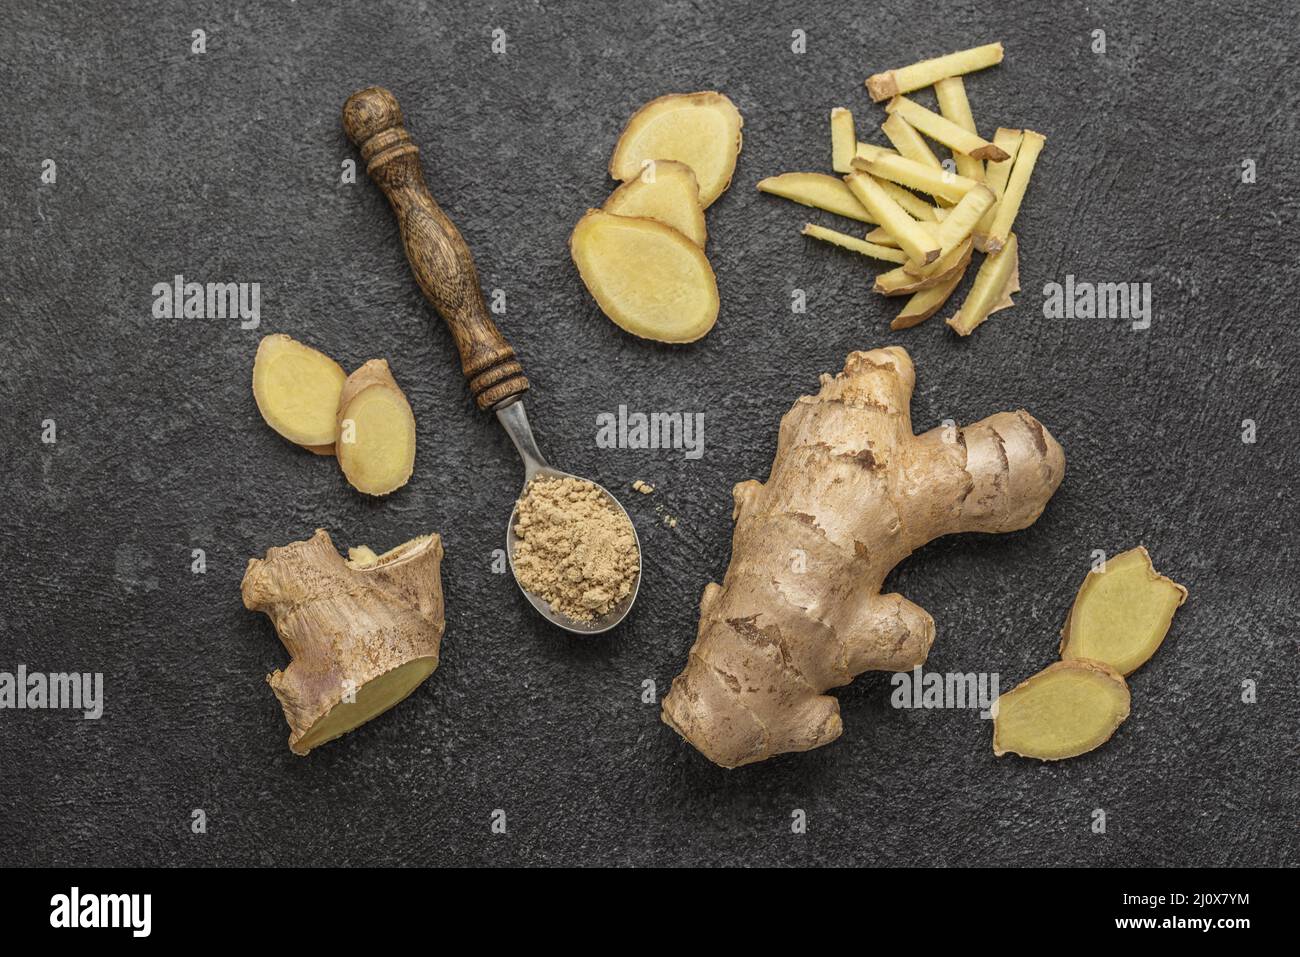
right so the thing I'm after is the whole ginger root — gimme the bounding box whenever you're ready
[661,346,1065,768]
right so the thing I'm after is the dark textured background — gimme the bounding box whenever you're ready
[2,0,1296,867]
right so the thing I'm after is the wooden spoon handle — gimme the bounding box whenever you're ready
[342,86,528,410]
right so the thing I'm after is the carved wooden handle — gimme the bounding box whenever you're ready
[343,86,528,410]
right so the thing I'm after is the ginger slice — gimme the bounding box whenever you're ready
[855,152,980,205]
[864,225,900,247]
[891,257,970,330]
[845,172,939,264]
[993,659,1131,760]
[985,130,1045,252]
[252,334,347,448]
[934,76,987,183]
[603,159,707,247]
[854,142,898,165]
[802,223,908,264]
[878,179,941,222]
[866,42,1005,101]
[903,186,994,275]
[875,238,972,295]
[947,233,1019,335]
[570,209,719,343]
[885,96,1009,161]
[881,113,944,171]
[974,128,1024,245]
[757,172,875,223]
[830,108,856,173]
[336,359,417,496]
[608,92,743,208]
[1060,546,1188,675]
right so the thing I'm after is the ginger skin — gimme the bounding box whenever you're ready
[661,347,1065,768]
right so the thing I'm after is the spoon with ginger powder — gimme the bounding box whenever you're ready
[343,86,641,634]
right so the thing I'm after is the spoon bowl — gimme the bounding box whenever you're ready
[497,402,642,634]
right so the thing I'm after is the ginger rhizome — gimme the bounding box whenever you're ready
[336,358,417,496]
[993,545,1186,761]
[603,160,707,247]
[660,346,1065,768]
[242,529,445,755]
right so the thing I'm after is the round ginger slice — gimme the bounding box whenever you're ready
[992,659,1131,761]
[1060,546,1188,676]
[336,359,417,496]
[603,159,707,247]
[570,209,719,343]
[608,92,743,208]
[252,334,347,447]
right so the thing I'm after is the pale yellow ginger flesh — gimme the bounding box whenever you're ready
[993,659,1131,760]
[802,223,907,263]
[892,258,970,330]
[336,359,417,496]
[867,42,1004,102]
[934,76,987,182]
[886,96,1009,160]
[878,178,941,222]
[864,225,900,247]
[830,108,856,173]
[975,128,1023,243]
[856,152,980,205]
[1060,546,1188,675]
[854,142,898,165]
[985,130,1045,252]
[845,173,939,264]
[903,186,994,275]
[608,92,743,208]
[242,530,445,755]
[570,209,719,343]
[252,334,347,448]
[876,238,972,295]
[661,347,1065,768]
[603,159,707,247]
[948,233,1019,335]
[880,113,943,171]
[757,172,875,223]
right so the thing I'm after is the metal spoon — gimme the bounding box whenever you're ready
[344,86,641,633]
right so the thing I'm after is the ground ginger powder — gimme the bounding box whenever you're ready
[513,476,639,622]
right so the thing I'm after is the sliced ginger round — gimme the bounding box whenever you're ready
[993,659,1131,760]
[603,159,707,247]
[608,92,743,208]
[1060,546,1188,675]
[336,359,417,496]
[252,334,347,447]
[570,209,719,343]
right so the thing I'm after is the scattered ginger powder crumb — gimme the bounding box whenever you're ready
[513,476,639,622]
